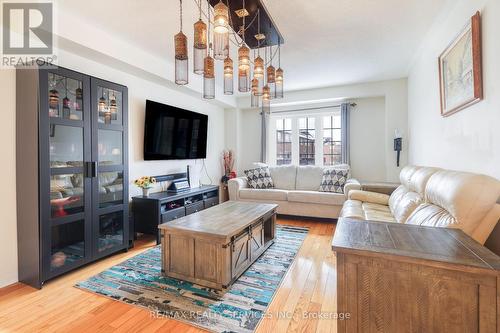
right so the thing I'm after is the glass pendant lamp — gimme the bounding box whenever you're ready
[174,0,188,85]
[254,55,264,79]
[203,1,215,99]
[204,55,215,99]
[275,67,284,98]
[224,56,234,95]
[267,65,276,99]
[193,2,207,75]
[251,77,259,107]
[238,45,250,92]
[213,1,229,60]
[275,41,284,98]
[262,84,271,102]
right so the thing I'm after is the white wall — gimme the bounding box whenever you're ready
[350,97,387,181]
[0,69,18,287]
[232,79,407,181]
[408,0,500,179]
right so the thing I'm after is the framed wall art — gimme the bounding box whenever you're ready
[438,11,483,117]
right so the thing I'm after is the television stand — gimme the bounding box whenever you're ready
[132,185,219,244]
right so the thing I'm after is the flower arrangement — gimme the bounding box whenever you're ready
[134,176,156,189]
[221,150,236,184]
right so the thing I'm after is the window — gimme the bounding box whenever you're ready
[323,114,342,165]
[299,117,315,165]
[276,118,292,165]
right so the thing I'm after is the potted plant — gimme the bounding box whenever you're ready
[134,176,157,197]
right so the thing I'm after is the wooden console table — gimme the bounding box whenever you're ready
[332,218,500,333]
[159,201,277,290]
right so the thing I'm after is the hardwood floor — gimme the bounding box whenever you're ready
[0,217,337,333]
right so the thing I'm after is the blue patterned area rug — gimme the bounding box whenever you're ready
[75,225,308,333]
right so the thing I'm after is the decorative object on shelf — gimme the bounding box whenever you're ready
[220,149,235,184]
[50,251,67,268]
[49,88,59,117]
[223,56,233,95]
[213,1,229,60]
[174,0,188,85]
[98,91,106,113]
[134,176,157,197]
[50,196,81,217]
[439,11,482,117]
[193,1,207,75]
[174,0,285,105]
[108,93,118,124]
[75,82,83,111]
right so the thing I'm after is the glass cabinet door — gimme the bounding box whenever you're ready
[91,78,128,258]
[41,68,92,278]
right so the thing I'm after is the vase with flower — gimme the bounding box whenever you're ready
[134,176,157,197]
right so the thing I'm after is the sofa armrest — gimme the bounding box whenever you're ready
[360,181,400,195]
[228,177,248,200]
[344,178,361,199]
[348,190,390,206]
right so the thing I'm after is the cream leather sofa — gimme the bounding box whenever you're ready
[340,166,500,244]
[228,165,361,219]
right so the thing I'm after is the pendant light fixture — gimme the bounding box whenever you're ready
[275,39,284,98]
[251,76,259,107]
[237,0,250,93]
[193,0,207,75]
[203,0,215,99]
[267,46,276,99]
[262,46,270,102]
[213,1,229,60]
[174,0,188,85]
[224,56,234,95]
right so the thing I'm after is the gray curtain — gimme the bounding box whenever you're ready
[341,102,351,165]
[260,107,269,163]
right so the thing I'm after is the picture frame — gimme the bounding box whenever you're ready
[438,11,483,117]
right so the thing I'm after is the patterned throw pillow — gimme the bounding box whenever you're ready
[244,167,274,189]
[319,169,349,193]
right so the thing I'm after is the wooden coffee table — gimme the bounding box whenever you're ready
[158,201,277,290]
[332,218,500,332]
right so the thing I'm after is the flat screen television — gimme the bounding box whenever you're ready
[144,100,208,160]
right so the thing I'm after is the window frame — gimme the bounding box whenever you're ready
[322,115,342,166]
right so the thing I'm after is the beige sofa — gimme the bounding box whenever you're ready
[229,165,361,219]
[340,166,500,244]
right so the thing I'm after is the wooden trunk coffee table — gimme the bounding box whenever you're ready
[158,201,277,290]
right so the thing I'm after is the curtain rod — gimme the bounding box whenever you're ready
[270,102,357,114]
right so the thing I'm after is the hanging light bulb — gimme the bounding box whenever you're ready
[174,0,188,85]
[213,1,229,60]
[238,45,250,92]
[224,56,234,95]
[262,85,271,102]
[193,1,207,75]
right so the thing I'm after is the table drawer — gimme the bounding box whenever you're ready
[185,201,204,215]
[161,207,186,223]
[204,197,219,209]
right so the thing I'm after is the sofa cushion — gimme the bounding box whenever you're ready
[399,165,421,188]
[239,188,288,201]
[364,210,397,223]
[406,203,456,228]
[319,169,349,193]
[422,170,500,236]
[392,191,422,223]
[362,202,391,213]
[269,165,297,190]
[408,167,440,195]
[349,190,390,205]
[288,190,345,206]
[295,166,324,191]
[340,200,365,220]
[388,185,408,213]
[244,166,274,189]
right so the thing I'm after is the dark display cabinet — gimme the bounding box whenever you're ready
[16,65,129,288]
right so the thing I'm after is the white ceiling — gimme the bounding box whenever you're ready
[59,0,447,92]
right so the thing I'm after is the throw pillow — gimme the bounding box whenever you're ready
[319,169,349,193]
[244,166,274,189]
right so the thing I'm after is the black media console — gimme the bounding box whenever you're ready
[132,185,220,243]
